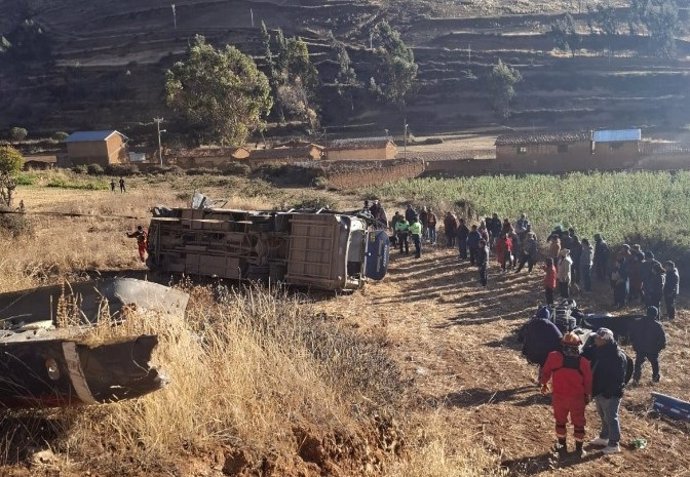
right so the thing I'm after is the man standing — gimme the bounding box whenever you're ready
[663,260,679,320]
[579,239,594,292]
[409,217,423,259]
[127,225,148,262]
[110,178,116,192]
[119,177,126,193]
[444,212,458,248]
[593,234,610,281]
[583,328,633,455]
[457,218,469,259]
[521,307,563,378]
[405,204,417,224]
[489,213,502,249]
[394,216,410,255]
[644,261,665,310]
[541,332,593,458]
[390,211,402,247]
[631,306,666,384]
[418,206,429,242]
[427,208,438,245]
[516,232,537,273]
[477,239,489,286]
[557,249,573,298]
[467,225,481,266]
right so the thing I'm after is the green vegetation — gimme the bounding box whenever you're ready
[46,176,109,190]
[165,35,272,145]
[9,127,28,141]
[0,145,24,207]
[487,60,522,119]
[370,21,418,106]
[363,172,690,250]
[630,0,679,57]
[550,13,580,57]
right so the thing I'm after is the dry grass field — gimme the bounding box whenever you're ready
[0,173,688,476]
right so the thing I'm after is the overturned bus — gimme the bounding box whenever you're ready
[146,207,389,291]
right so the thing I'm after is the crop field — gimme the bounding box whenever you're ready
[364,171,690,256]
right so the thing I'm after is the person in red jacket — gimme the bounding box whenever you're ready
[543,258,558,305]
[496,233,513,271]
[540,332,593,459]
[127,225,148,262]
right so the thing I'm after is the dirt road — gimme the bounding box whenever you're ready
[319,245,690,476]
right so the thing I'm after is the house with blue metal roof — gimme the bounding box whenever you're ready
[65,130,129,167]
[591,129,641,167]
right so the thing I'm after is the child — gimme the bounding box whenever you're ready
[544,258,557,305]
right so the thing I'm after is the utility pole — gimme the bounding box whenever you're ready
[171,4,177,29]
[250,8,254,27]
[403,118,408,156]
[154,118,164,166]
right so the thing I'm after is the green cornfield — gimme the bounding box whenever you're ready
[363,171,690,259]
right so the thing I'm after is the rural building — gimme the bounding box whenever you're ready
[495,131,592,172]
[326,137,397,161]
[65,130,129,167]
[591,129,641,169]
[175,147,250,168]
[23,155,58,170]
[248,144,324,164]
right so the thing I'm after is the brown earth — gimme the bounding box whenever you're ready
[315,245,690,476]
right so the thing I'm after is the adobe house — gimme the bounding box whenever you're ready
[65,130,129,167]
[591,129,641,169]
[23,155,57,170]
[495,131,592,173]
[180,147,250,168]
[248,144,324,164]
[326,137,398,161]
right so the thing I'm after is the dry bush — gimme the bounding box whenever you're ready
[55,286,404,474]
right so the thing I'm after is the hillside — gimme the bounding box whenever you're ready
[2,0,690,139]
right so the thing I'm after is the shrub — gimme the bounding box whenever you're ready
[104,163,139,176]
[72,164,88,175]
[0,205,33,238]
[186,167,218,176]
[9,127,28,142]
[220,162,251,177]
[87,163,104,175]
[292,192,337,210]
[313,176,329,189]
[52,131,69,141]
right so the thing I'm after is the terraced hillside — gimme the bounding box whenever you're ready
[1,0,690,137]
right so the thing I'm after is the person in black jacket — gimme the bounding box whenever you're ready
[405,204,417,224]
[582,328,633,455]
[644,261,665,310]
[467,225,482,266]
[521,307,563,377]
[631,306,666,384]
[593,234,610,281]
[457,218,469,260]
[663,261,679,320]
[477,239,489,287]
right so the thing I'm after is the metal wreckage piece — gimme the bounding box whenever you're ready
[0,278,189,408]
[146,195,390,291]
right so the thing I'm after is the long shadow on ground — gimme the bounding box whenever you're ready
[502,451,604,476]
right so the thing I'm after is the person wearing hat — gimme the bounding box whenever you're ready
[583,328,634,455]
[540,332,593,458]
[630,306,666,384]
[557,249,573,298]
[663,260,680,320]
[521,306,563,378]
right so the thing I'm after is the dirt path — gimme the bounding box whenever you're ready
[319,245,690,476]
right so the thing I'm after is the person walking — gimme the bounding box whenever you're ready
[488,213,502,250]
[498,233,513,272]
[110,178,116,192]
[579,239,594,292]
[427,208,438,245]
[468,225,481,266]
[457,218,469,259]
[119,177,126,193]
[409,218,423,259]
[557,249,573,298]
[477,239,489,286]
[644,261,665,310]
[583,328,633,455]
[540,332,593,458]
[663,260,679,320]
[631,306,666,384]
[395,216,410,255]
[515,213,530,236]
[127,225,148,262]
[516,232,537,273]
[544,258,558,305]
[593,234,610,281]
